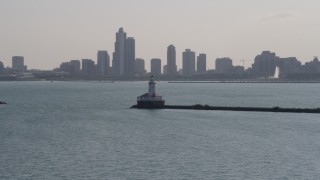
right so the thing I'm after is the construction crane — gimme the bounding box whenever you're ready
[240,59,251,69]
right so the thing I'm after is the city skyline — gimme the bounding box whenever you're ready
[1,0,320,71]
[2,49,320,80]
[2,27,320,79]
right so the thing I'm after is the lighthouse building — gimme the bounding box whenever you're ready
[137,76,165,108]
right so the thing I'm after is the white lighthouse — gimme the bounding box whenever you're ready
[148,75,156,96]
[137,75,165,108]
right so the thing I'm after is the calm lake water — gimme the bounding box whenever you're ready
[1,81,320,179]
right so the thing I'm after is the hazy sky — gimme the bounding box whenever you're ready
[1,0,320,70]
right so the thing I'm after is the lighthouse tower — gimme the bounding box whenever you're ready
[148,75,156,96]
[137,76,165,108]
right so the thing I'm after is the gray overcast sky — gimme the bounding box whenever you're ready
[1,0,320,70]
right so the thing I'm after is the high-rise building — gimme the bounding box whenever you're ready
[60,62,72,75]
[125,37,135,76]
[163,65,167,75]
[151,58,161,76]
[0,61,4,74]
[216,57,233,73]
[70,60,81,76]
[278,57,301,76]
[82,59,95,77]
[135,58,146,76]
[182,49,196,76]
[112,28,136,77]
[302,57,320,74]
[252,51,278,77]
[59,60,80,76]
[12,56,25,72]
[112,28,127,76]
[97,51,110,76]
[167,45,177,75]
[197,53,206,74]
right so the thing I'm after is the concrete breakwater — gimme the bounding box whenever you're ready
[131,104,320,114]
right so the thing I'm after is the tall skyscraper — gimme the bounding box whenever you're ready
[216,57,233,73]
[151,58,161,76]
[182,49,196,76]
[135,58,146,76]
[97,51,110,76]
[112,28,136,77]
[125,37,135,76]
[197,53,206,74]
[12,56,25,72]
[82,59,95,77]
[167,45,177,75]
[0,61,4,74]
[112,28,127,76]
